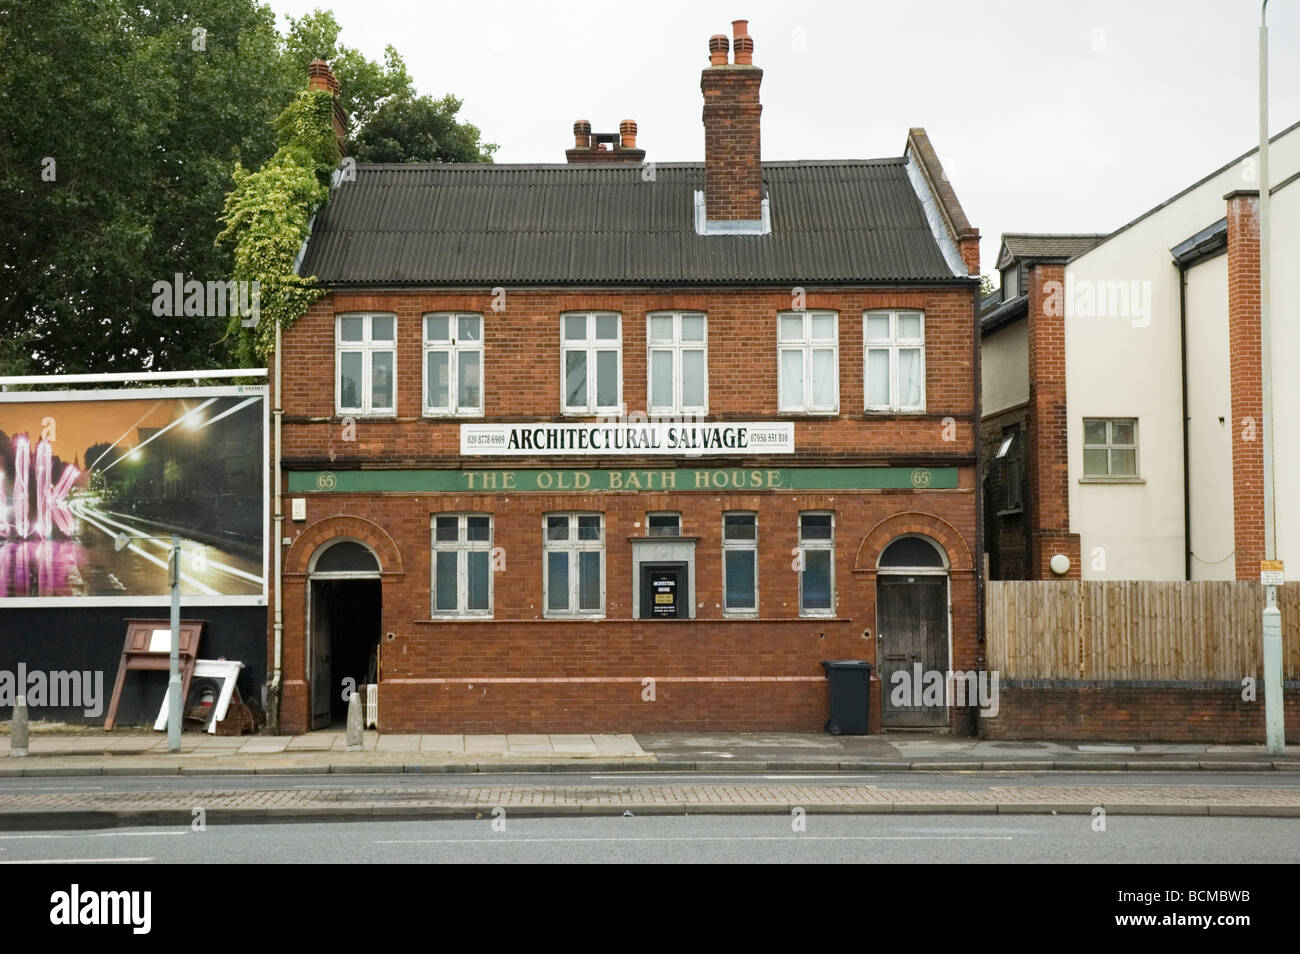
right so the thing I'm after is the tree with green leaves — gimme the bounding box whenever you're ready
[0,3,496,375]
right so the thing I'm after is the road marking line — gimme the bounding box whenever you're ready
[0,832,185,840]
[587,774,880,781]
[374,836,1016,844]
[0,858,154,864]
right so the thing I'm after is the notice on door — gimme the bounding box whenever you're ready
[651,574,678,618]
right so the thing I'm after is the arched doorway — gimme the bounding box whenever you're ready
[308,540,382,729]
[876,535,950,728]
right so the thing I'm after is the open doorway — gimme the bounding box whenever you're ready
[308,540,382,729]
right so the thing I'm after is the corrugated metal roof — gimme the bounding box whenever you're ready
[299,160,964,285]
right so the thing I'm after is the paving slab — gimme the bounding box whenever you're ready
[419,735,464,753]
[549,735,601,755]
[375,735,421,752]
[465,735,510,755]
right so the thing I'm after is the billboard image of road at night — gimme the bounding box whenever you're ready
[0,387,266,604]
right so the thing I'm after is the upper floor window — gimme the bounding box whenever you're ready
[432,514,493,616]
[563,312,621,414]
[544,513,605,616]
[424,313,483,416]
[1083,418,1138,477]
[778,311,838,413]
[865,310,925,412]
[647,312,707,414]
[336,313,395,415]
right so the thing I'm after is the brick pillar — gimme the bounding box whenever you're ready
[307,58,347,156]
[1225,190,1264,580]
[960,231,981,276]
[1026,262,1081,578]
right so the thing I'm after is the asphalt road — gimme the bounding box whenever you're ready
[3,770,1298,795]
[1,815,1297,863]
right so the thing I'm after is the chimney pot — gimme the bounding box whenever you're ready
[732,19,749,38]
[733,34,754,65]
[619,119,638,149]
[708,34,729,66]
[573,119,592,149]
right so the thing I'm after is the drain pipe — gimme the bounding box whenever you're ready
[270,216,317,733]
[1178,263,1192,581]
[270,314,284,733]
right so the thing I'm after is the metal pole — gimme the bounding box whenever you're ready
[1259,0,1285,754]
[167,534,182,753]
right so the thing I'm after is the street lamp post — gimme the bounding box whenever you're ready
[1259,0,1285,754]
[167,534,182,753]
[114,530,185,752]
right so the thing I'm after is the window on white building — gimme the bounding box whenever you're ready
[778,311,838,413]
[424,313,483,416]
[336,313,396,415]
[1083,418,1138,477]
[864,310,925,412]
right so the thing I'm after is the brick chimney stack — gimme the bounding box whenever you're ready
[307,58,347,156]
[701,19,763,224]
[566,119,646,163]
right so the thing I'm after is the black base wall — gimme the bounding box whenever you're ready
[0,605,266,726]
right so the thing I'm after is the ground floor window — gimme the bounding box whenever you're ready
[723,511,758,614]
[798,511,835,616]
[431,513,492,616]
[544,512,604,616]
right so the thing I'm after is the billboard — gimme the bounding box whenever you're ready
[0,386,266,606]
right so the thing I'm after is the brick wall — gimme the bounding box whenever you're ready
[980,685,1300,743]
[280,287,977,465]
[1225,190,1264,581]
[273,281,979,733]
[1025,263,1080,578]
[275,486,979,734]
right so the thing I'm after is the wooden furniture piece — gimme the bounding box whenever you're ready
[153,659,244,734]
[103,619,205,730]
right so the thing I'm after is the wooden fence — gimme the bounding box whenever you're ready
[985,581,1300,681]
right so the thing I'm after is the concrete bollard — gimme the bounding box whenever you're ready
[346,689,363,751]
[11,694,29,758]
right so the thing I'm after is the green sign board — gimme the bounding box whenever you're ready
[288,466,958,494]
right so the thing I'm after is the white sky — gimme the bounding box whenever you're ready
[267,0,1300,280]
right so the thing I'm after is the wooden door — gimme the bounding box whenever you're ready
[877,574,949,727]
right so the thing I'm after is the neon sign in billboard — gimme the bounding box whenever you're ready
[0,386,266,605]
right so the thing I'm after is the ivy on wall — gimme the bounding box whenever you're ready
[217,88,339,364]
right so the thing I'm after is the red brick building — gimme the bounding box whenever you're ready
[271,22,983,735]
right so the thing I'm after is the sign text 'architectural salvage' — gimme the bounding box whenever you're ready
[460,421,794,456]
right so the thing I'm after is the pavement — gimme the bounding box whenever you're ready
[1,729,1297,776]
[3,729,1298,827]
